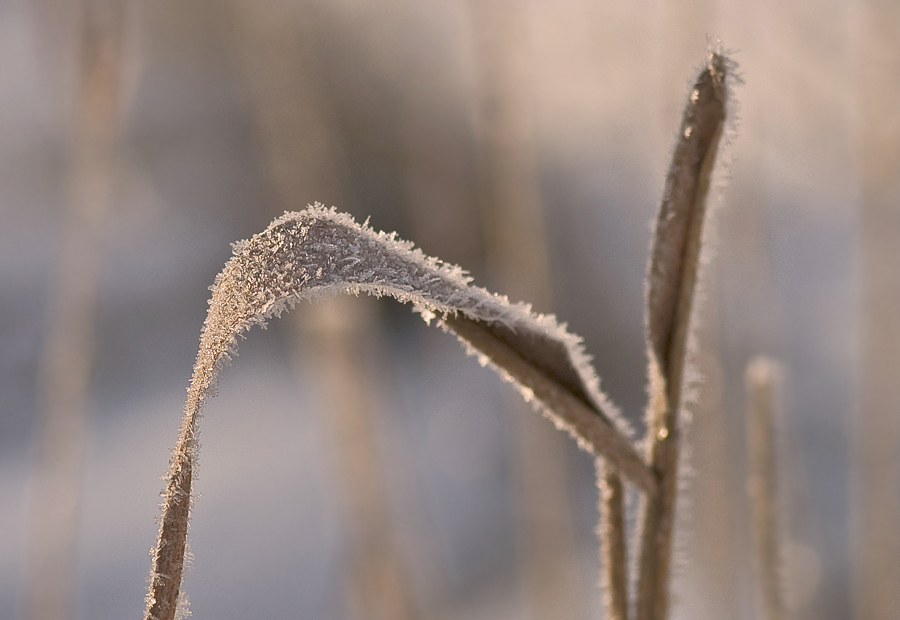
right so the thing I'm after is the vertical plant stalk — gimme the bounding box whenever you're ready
[655,20,738,620]
[27,2,125,620]
[599,460,629,620]
[636,53,728,620]
[746,357,785,620]
[855,2,900,619]
[681,265,736,618]
[468,0,586,615]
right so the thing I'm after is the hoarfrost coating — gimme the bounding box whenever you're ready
[203,205,631,435]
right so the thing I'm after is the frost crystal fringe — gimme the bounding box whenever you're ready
[144,204,651,620]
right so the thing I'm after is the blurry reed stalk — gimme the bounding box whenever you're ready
[468,0,586,615]
[219,2,417,617]
[746,357,786,620]
[636,53,728,620]
[27,2,125,619]
[855,1,900,619]
[683,271,734,619]
[298,299,414,620]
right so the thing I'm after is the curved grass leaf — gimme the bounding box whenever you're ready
[144,204,652,620]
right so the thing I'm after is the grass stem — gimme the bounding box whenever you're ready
[599,460,629,620]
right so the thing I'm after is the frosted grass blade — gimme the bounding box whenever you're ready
[636,52,730,620]
[144,205,651,620]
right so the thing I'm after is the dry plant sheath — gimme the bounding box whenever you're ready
[636,53,729,620]
[745,357,785,620]
[144,206,648,620]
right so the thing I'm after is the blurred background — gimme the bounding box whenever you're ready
[1,0,898,619]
